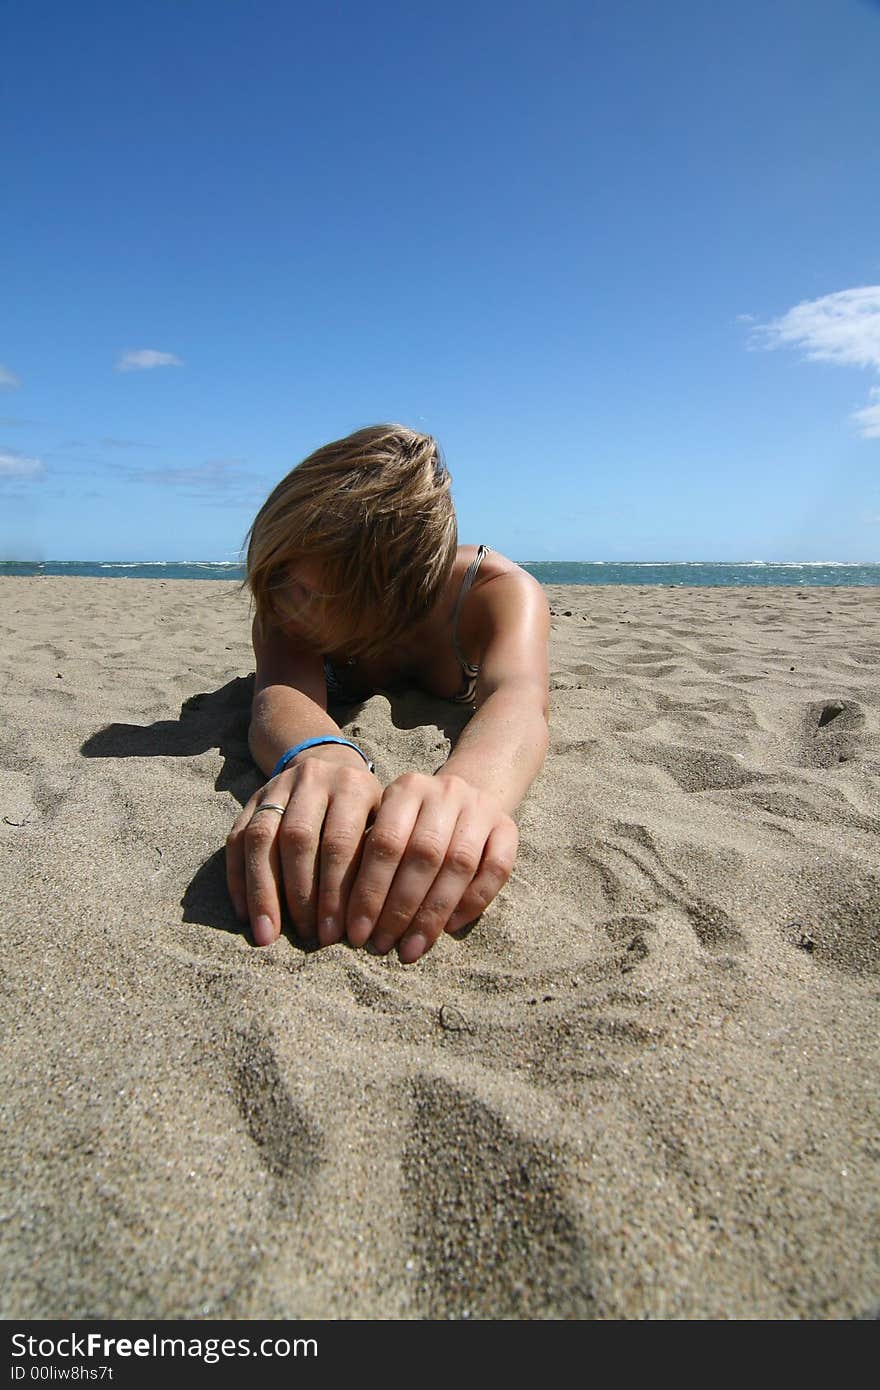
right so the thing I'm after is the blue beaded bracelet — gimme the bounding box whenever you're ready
[271,736,374,778]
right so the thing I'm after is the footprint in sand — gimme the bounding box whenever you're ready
[402,1075,595,1318]
[231,1023,324,1191]
[799,699,867,769]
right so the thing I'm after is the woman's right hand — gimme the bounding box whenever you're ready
[226,753,383,947]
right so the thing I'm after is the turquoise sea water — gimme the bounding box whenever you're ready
[1,560,879,586]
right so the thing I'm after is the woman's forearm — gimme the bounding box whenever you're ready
[248,684,361,778]
[438,682,549,813]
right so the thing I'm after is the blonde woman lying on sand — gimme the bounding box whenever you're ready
[226,424,550,963]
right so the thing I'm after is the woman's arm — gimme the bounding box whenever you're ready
[439,569,550,809]
[344,570,550,962]
[246,617,350,771]
[226,618,382,946]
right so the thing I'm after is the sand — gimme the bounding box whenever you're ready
[0,576,878,1320]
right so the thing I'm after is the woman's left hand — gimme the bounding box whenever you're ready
[344,772,518,963]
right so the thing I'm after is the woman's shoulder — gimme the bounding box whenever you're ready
[455,544,514,577]
[455,545,542,593]
[453,547,548,633]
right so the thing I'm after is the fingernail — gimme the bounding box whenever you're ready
[447,911,474,936]
[319,917,343,946]
[253,914,276,946]
[371,930,394,955]
[347,916,373,947]
[399,932,428,964]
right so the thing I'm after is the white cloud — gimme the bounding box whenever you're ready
[0,364,21,389]
[115,348,183,373]
[852,386,880,439]
[755,286,880,368]
[0,449,44,477]
[751,286,880,438]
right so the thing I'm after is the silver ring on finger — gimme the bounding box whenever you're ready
[250,802,287,819]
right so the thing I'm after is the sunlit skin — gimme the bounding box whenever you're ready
[226,546,550,963]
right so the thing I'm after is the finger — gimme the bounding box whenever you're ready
[396,813,487,964]
[345,783,422,947]
[369,806,464,956]
[274,772,330,940]
[242,803,288,945]
[316,772,380,945]
[227,786,279,923]
[445,819,519,935]
[226,805,254,922]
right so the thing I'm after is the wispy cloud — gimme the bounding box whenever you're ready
[115,348,183,373]
[114,457,265,507]
[0,449,44,478]
[0,364,21,389]
[750,286,880,437]
[852,386,880,440]
[53,436,153,453]
[755,286,880,369]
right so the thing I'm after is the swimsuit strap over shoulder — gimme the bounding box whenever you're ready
[326,545,491,707]
[451,544,489,703]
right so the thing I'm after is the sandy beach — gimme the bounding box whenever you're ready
[1,576,878,1320]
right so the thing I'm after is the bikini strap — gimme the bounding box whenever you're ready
[451,544,490,676]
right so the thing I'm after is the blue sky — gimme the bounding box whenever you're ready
[2,0,879,562]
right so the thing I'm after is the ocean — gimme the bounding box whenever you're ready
[1,560,879,586]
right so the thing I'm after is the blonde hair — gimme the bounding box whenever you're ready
[245,424,458,657]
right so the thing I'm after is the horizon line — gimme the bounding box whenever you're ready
[2,558,878,568]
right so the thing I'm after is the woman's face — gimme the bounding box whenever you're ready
[276,559,360,652]
[272,560,327,641]
[285,563,322,610]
